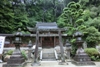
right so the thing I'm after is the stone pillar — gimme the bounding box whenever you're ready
[58,30,65,64]
[31,30,40,66]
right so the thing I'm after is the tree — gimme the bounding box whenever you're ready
[0,0,15,33]
[84,26,100,47]
[57,1,84,35]
[90,18,100,31]
[58,2,84,27]
[0,0,29,33]
[57,1,100,48]
[12,0,29,31]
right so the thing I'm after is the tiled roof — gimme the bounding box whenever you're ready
[36,22,58,29]
[27,22,67,32]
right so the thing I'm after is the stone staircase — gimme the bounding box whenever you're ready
[42,48,56,61]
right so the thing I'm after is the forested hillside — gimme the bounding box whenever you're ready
[0,0,71,33]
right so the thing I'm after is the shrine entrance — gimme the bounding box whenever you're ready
[27,22,67,62]
[42,37,54,48]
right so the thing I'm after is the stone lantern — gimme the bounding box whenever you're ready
[27,40,32,59]
[27,40,32,48]
[3,28,25,67]
[65,39,71,61]
[14,28,22,50]
[72,30,95,66]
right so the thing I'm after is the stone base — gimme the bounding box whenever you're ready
[72,61,95,66]
[73,52,95,66]
[58,61,68,65]
[66,59,72,62]
[3,62,26,67]
[31,62,41,66]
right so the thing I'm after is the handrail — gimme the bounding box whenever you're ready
[54,49,58,60]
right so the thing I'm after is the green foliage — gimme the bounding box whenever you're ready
[85,48,99,55]
[78,0,89,9]
[25,0,68,22]
[5,50,27,60]
[97,5,100,15]
[13,1,29,31]
[85,48,100,61]
[83,18,93,27]
[57,17,66,28]
[67,27,77,36]
[90,18,100,31]
[84,26,98,34]
[90,6,98,18]
[0,0,73,33]
[82,10,91,21]
[57,1,84,29]
[0,0,15,33]
[57,0,100,49]
[21,50,28,60]
[77,25,86,31]
[79,0,89,4]
[0,0,29,33]
[70,39,77,57]
[90,6,98,12]
[83,26,100,47]
[57,1,85,38]
[6,50,13,55]
[70,39,76,44]
[75,19,84,25]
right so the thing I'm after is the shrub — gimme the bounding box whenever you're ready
[6,50,13,55]
[85,48,100,61]
[85,48,99,55]
[21,50,28,60]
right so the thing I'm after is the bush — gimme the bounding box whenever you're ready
[21,50,28,60]
[85,48,100,61]
[6,50,13,55]
[5,50,27,60]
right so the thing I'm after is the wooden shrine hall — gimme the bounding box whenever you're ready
[27,22,67,64]
[27,22,67,48]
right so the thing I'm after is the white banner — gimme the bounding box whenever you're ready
[0,36,5,54]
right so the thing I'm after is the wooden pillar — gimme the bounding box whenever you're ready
[58,30,65,63]
[41,37,42,47]
[34,30,39,61]
[54,37,55,47]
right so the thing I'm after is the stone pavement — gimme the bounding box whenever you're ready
[24,61,99,67]
[0,61,100,67]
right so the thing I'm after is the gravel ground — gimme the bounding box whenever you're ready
[0,61,100,67]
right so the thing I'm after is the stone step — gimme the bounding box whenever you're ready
[42,59,56,61]
[42,48,56,60]
[42,53,55,59]
[42,48,54,53]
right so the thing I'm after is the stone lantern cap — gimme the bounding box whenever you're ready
[27,40,33,48]
[65,40,71,47]
[13,28,23,44]
[15,28,23,36]
[73,30,83,37]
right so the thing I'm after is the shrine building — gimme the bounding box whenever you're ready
[27,22,67,48]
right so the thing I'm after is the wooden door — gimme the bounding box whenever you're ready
[42,37,54,48]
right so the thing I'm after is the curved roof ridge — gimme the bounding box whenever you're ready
[36,22,58,29]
